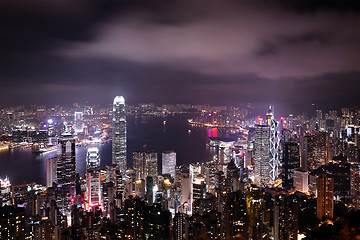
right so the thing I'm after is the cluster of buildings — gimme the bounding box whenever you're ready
[1,99,360,239]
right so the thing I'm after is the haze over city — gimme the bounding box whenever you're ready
[1,0,360,112]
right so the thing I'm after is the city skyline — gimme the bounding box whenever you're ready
[1,0,360,111]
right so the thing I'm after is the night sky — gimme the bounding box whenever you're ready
[1,0,360,112]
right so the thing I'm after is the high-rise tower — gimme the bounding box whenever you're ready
[112,96,127,174]
[86,147,101,209]
[268,106,279,181]
[253,124,271,187]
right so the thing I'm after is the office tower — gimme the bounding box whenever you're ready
[253,124,271,187]
[282,142,300,188]
[0,178,12,207]
[106,164,118,183]
[268,106,280,181]
[46,157,57,188]
[317,174,334,219]
[112,96,127,174]
[86,147,101,209]
[133,151,158,181]
[189,162,201,181]
[204,164,218,194]
[273,195,298,240]
[74,111,84,133]
[306,132,330,170]
[133,151,146,180]
[145,151,158,181]
[192,175,206,214]
[162,151,176,178]
[57,131,76,185]
[293,170,308,193]
[246,185,270,239]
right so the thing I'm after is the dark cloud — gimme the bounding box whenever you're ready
[1,0,360,110]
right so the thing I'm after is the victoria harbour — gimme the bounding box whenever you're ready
[0,114,215,185]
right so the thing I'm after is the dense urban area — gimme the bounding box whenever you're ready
[0,97,360,239]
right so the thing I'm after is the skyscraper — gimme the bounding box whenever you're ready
[86,147,101,209]
[133,151,158,181]
[162,151,176,178]
[74,111,84,133]
[253,125,270,187]
[317,174,334,220]
[133,151,146,180]
[57,131,76,185]
[268,106,279,181]
[145,151,158,181]
[112,96,127,174]
[282,142,300,188]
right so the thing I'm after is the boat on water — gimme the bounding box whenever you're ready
[32,143,57,154]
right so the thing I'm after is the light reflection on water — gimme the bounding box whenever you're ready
[0,114,214,185]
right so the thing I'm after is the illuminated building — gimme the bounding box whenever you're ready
[224,191,248,239]
[273,194,298,240]
[162,151,176,178]
[246,185,270,239]
[317,174,334,219]
[133,151,146,180]
[0,178,12,207]
[305,133,331,171]
[46,157,57,188]
[174,212,186,240]
[133,151,158,182]
[145,151,158,181]
[204,164,217,194]
[180,174,192,215]
[282,142,300,188]
[189,162,201,181]
[86,147,101,209]
[112,96,127,174]
[57,131,76,185]
[268,106,280,181]
[293,169,308,193]
[253,124,271,187]
[74,111,84,133]
[192,175,206,214]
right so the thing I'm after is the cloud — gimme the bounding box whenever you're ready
[57,0,360,79]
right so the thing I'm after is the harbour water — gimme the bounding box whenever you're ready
[0,114,219,185]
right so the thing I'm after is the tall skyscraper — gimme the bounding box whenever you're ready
[74,111,84,133]
[317,174,334,220]
[282,142,300,188]
[57,131,76,185]
[86,147,101,209]
[273,195,298,240]
[112,96,127,174]
[46,157,57,188]
[268,106,279,181]
[133,151,146,180]
[253,125,270,187]
[133,151,158,181]
[145,151,158,181]
[162,151,176,178]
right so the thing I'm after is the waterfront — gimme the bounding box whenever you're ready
[0,114,219,185]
